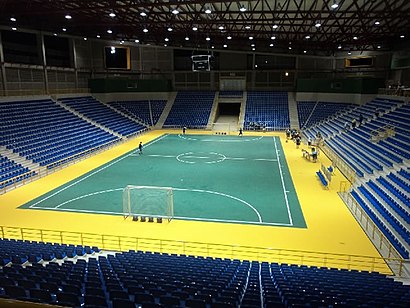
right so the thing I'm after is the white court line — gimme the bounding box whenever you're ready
[273,137,293,226]
[146,154,277,162]
[29,206,292,226]
[28,134,169,208]
[178,134,263,142]
[46,186,263,223]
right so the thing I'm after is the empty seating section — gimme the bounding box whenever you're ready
[298,101,354,129]
[0,155,33,188]
[245,92,290,130]
[110,100,167,126]
[0,99,118,167]
[164,92,215,127]
[297,101,316,128]
[1,240,409,307]
[219,91,243,98]
[60,97,146,136]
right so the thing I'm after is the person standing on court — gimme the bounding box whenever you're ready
[182,126,186,134]
[138,142,143,155]
[239,127,243,136]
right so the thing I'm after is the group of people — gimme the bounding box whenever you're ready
[344,114,365,131]
[302,147,319,162]
[285,128,302,148]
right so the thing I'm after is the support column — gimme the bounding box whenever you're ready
[38,33,49,94]
[0,31,8,96]
[70,38,79,89]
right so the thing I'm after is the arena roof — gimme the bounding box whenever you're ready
[1,0,409,54]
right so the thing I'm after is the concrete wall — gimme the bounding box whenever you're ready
[295,92,376,105]
[93,92,175,103]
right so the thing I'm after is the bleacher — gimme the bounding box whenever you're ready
[59,97,146,136]
[110,100,167,126]
[244,92,290,130]
[0,99,118,168]
[1,239,409,307]
[297,101,354,129]
[164,92,215,128]
[0,155,35,189]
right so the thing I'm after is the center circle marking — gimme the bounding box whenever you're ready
[176,152,226,164]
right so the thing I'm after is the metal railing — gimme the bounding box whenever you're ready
[0,129,148,195]
[0,225,407,277]
[319,143,356,184]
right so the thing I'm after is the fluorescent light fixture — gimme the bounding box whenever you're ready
[10,17,16,22]
[251,43,255,47]
[240,7,246,12]
[109,12,116,17]
[165,38,169,42]
[377,45,381,49]
[269,43,274,47]
[223,44,227,48]
[11,27,17,31]
[255,64,258,68]
[252,48,255,51]
[140,12,147,16]
[227,36,232,40]
[245,25,251,29]
[288,46,292,50]
[400,35,405,38]
[331,3,339,9]
[164,44,167,47]
[249,36,253,40]
[206,37,210,41]
[338,45,342,49]
[348,51,352,54]
[305,35,310,39]
[107,29,113,34]
[218,26,224,30]
[303,50,307,53]
[65,14,72,19]
[53,33,57,36]
[211,46,215,49]
[171,9,179,15]
[315,22,321,27]
[96,35,100,38]
[83,37,87,41]
[135,39,140,43]
[353,36,358,40]
[143,28,148,33]
[62,28,67,32]
[285,72,289,76]
[374,21,380,25]
[192,26,198,31]
[272,24,278,29]
[205,8,212,14]
[185,37,189,41]
[167,27,173,31]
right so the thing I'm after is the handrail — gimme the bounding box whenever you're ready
[0,225,407,277]
[0,129,148,194]
[339,192,408,277]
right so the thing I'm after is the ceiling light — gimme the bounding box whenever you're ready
[120,41,123,45]
[271,36,276,40]
[400,35,405,38]
[206,37,211,41]
[62,28,67,32]
[251,43,255,47]
[227,36,232,40]
[65,14,72,19]
[374,21,380,25]
[192,26,198,31]
[269,43,274,47]
[107,29,113,34]
[10,17,16,22]
[53,33,57,36]
[245,25,251,29]
[272,24,278,29]
[165,38,169,42]
[252,48,255,51]
[11,27,17,31]
[223,44,227,48]
[338,45,342,49]
[240,6,246,12]
[171,9,179,15]
[140,12,147,17]
[218,26,224,31]
[331,3,339,9]
[109,12,116,17]
[348,51,352,55]
[185,37,189,41]
[143,28,148,33]
[167,27,173,31]
[303,50,307,53]
[377,45,381,49]
[285,72,289,76]
[315,22,321,27]
[249,36,253,40]
[110,47,115,54]
[211,46,215,49]
[205,8,212,14]
[288,46,292,50]
[83,37,87,41]
[96,35,100,38]
[255,64,258,68]
[135,39,140,43]
[353,36,358,40]
[305,35,311,39]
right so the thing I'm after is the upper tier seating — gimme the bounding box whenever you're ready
[60,97,146,136]
[244,92,290,130]
[0,155,34,188]
[110,100,167,126]
[164,92,215,127]
[0,240,409,307]
[0,99,118,167]
[297,101,354,128]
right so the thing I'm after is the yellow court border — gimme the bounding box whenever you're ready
[0,129,390,273]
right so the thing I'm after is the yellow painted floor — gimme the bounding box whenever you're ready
[0,130,391,274]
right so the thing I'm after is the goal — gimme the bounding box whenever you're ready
[211,122,236,135]
[122,185,174,222]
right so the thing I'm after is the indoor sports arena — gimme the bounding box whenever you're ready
[0,1,410,307]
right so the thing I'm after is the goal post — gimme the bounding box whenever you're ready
[122,185,174,222]
[211,122,236,135]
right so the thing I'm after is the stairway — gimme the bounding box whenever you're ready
[0,146,40,171]
[155,92,177,129]
[287,92,300,129]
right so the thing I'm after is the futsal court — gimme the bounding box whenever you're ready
[20,134,306,228]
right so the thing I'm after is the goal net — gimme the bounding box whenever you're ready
[122,185,174,222]
[211,122,235,135]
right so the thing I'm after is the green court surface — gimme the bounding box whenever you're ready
[21,134,306,227]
